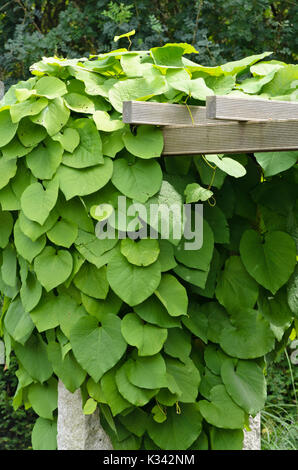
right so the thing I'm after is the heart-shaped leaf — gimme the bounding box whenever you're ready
[21,180,59,225]
[70,314,127,382]
[34,246,73,291]
[240,229,296,294]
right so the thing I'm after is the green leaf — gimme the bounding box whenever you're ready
[114,29,136,42]
[14,334,53,383]
[164,328,191,362]
[73,263,109,299]
[219,308,275,359]
[70,314,127,382]
[158,240,177,272]
[102,128,125,157]
[107,252,161,306]
[20,271,42,312]
[32,418,57,450]
[30,292,67,332]
[62,118,104,168]
[21,180,59,225]
[194,155,226,189]
[47,218,78,248]
[100,369,131,416]
[174,263,209,289]
[221,359,266,415]
[112,157,162,203]
[74,229,117,268]
[182,302,208,343]
[220,52,273,75]
[174,220,214,271]
[204,344,230,375]
[151,44,186,68]
[19,209,59,242]
[210,427,243,450]
[14,219,46,262]
[206,154,246,178]
[216,256,259,312]
[255,151,298,177]
[134,296,181,328]
[4,297,35,344]
[287,266,298,318]
[64,93,95,113]
[52,127,80,153]
[147,404,202,450]
[83,398,97,415]
[1,137,35,160]
[26,138,63,179]
[121,313,167,356]
[154,274,188,317]
[1,244,17,287]
[165,357,201,402]
[93,110,124,132]
[258,288,293,329]
[109,76,168,112]
[199,368,222,400]
[0,210,13,248]
[240,230,296,294]
[122,125,163,159]
[115,360,158,406]
[119,408,149,438]
[17,118,47,147]
[31,97,70,136]
[198,384,246,429]
[81,291,121,322]
[203,205,229,244]
[0,157,17,190]
[0,109,18,148]
[120,238,160,267]
[34,246,73,291]
[35,76,67,99]
[27,377,57,419]
[127,353,167,389]
[184,183,213,203]
[57,157,113,200]
[10,97,48,123]
[56,294,87,339]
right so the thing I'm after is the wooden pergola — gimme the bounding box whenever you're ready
[123,96,298,155]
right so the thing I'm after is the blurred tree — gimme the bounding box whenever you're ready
[0,1,297,86]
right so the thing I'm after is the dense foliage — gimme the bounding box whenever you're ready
[0,356,35,450]
[0,43,297,450]
[1,0,297,87]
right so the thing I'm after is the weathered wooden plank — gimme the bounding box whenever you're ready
[123,100,232,126]
[206,95,298,122]
[162,120,298,154]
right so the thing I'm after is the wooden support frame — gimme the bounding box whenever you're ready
[122,101,233,126]
[206,95,298,122]
[123,99,298,155]
[162,121,298,155]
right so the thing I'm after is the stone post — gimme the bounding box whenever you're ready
[243,414,261,450]
[57,381,113,450]
[0,81,4,99]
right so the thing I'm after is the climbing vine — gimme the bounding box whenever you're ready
[0,43,297,450]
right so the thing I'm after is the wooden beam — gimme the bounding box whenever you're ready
[162,120,298,155]
[123,100,232,126]
[206,96,298,122]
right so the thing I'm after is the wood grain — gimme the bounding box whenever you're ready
[123,100,232,126]
[206,95,298,122]
[162,120,298,154]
